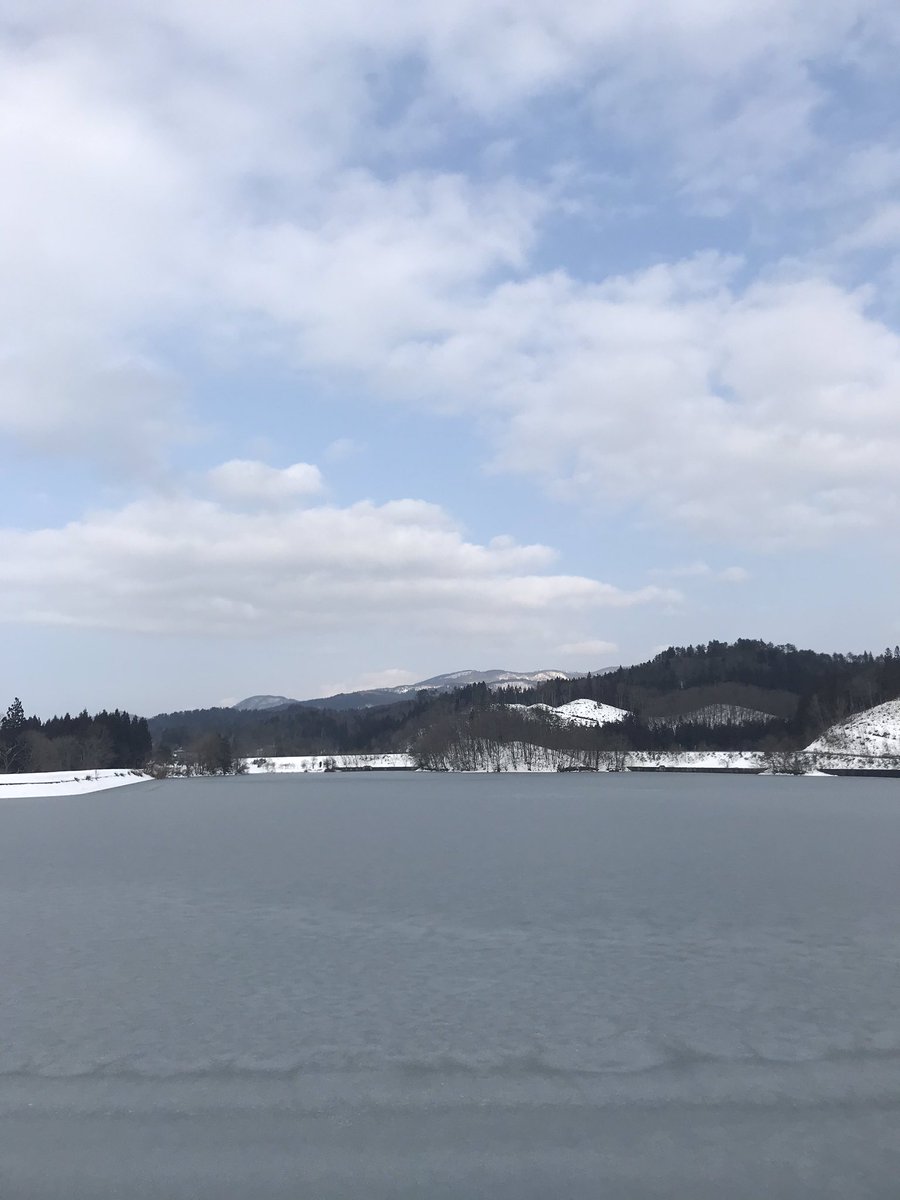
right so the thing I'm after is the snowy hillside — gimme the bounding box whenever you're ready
[651,704,779,729]
[807,699,900,757]
[513,698,630,726]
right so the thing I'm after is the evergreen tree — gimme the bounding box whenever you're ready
[0,698,32,773]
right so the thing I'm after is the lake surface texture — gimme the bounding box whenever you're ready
[1,773,899,1198]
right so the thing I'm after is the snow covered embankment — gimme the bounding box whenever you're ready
[0,769,151,798]
[423,744,769,773]
[243,753,417,773]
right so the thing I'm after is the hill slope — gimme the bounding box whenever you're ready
[515,699,630,726]
[807,699,900,757]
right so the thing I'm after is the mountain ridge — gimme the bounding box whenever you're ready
[232,667,613,712]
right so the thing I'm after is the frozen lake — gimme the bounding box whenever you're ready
[1,771,899,1198]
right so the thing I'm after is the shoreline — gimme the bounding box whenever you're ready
[3,751,898,799]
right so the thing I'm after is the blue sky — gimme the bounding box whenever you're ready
[3,1,900,716]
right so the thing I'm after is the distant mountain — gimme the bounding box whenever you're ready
[233,694,298,711]
[232,668,608,713]
[385,668,577,693]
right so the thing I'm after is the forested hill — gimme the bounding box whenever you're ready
[148,640,900,761]
[502,639,900,736]
[149,692,465,762]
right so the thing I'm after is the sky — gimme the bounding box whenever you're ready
[3,1,900,717]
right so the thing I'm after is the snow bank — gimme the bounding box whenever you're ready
[0,769,150,799]
[243,753,417,773]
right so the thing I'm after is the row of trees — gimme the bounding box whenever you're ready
[0,699,152,773]
[150,732,245,777]
[149,695,432,761]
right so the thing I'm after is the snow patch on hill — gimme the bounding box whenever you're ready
[651,704,778,729]
[807,699,900,757]
[512,698,630,726]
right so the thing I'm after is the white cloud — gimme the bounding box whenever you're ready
[323,668,419,695]
[3,0,900,547]
[650,562,717,580]
[358,261,900,546]
[651,563,750,583]
[220,171,541,369]
[556,639,618,658]
[207,460,324,505]
[323,438,362,463]
[836,202,900,254]
[0,472,675,637]
[719,566,751,584]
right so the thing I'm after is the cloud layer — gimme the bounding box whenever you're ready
[4,2,899,541]
[0,467,674,637]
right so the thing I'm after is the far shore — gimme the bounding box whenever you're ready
[3,750,899,800]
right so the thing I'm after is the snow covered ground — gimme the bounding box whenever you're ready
[0,769,150,798]
[243,753,417,773]
[512,698,630,726]
[807,699,900,758]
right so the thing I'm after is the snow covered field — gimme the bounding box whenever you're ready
[0,769,150,798]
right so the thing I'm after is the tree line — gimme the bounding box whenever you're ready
[0,699,152,773]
